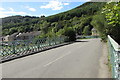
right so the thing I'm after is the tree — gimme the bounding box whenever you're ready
[102,1,120,43]
[103,2,120,27]
[83,25,91,35]
[91,14,108,41]
[56,29,65,36]
[9,28,18,35]
[63,27,76,42]
[55,21,64,32]
[40,21,50,34]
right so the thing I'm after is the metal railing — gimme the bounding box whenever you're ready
[0,36,68,62]
[108,35,120,79]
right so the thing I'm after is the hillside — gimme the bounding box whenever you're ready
[1,2,106,36]
[2,15,40,35]
[46,2,105,22]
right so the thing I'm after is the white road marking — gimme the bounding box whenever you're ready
[44,51,71,67]
[43,43,88,67]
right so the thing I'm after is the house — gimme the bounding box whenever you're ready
[17,31,41,40]
[2,32,19,42]
[91,28,98,36]
[9,32,19,41]
[2,31,41,42]
[3,35,9,41]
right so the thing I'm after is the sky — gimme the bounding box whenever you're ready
[0,0,86,18]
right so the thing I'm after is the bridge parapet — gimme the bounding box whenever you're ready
[108,35,120,79]
[0,36,68,62]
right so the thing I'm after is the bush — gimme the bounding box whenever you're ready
[63,27,76,42]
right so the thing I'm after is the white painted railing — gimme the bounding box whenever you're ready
[108,35,120,79]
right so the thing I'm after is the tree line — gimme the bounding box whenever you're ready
[1,1,120,43]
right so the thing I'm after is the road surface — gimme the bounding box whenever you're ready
[2,38,103,78]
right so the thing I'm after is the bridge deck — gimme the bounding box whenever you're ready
[2,38,106,78]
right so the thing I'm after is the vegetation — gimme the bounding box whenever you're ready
[63,27,76,42]
[102,1,120,43]
[1,1,120,44]
[82,25,91,35]
[91,14,108,41]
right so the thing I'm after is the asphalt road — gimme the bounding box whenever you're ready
[2,38,103,78]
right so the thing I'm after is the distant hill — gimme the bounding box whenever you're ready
[46,2,105,22]
[2,15,40,35]
[2,2,106,36]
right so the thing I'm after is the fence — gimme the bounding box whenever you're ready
[0,36,67,62]
[108,35,120,79]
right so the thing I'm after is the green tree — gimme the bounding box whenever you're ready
[83,25,91,35]
[40,21,50,34]
[56,29,65,36]
[91,14,108,41]
[63,27,76,42]
[9,28,18,34]
[102,1,120,43]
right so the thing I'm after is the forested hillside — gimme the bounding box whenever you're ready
[1,1,120,43]
[2,2,105,36]
[2,16,40,35]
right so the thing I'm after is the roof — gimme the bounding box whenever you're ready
[92,28,97,31]
[18,31,41,37]
[9,32,19,38]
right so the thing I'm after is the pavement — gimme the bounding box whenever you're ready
[2,38,106,78]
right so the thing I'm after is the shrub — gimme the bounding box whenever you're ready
[63,27,76,42]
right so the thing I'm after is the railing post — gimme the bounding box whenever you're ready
[12,41,16,54]
[48,38,51,46]
[54,36,56,45]
[37,40,40,50]
[26,40,29,51]
[1,41,4,56]
[60,36,62,44]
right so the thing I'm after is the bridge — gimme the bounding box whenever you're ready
[1,38,108,78]
[0,36,120,79]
